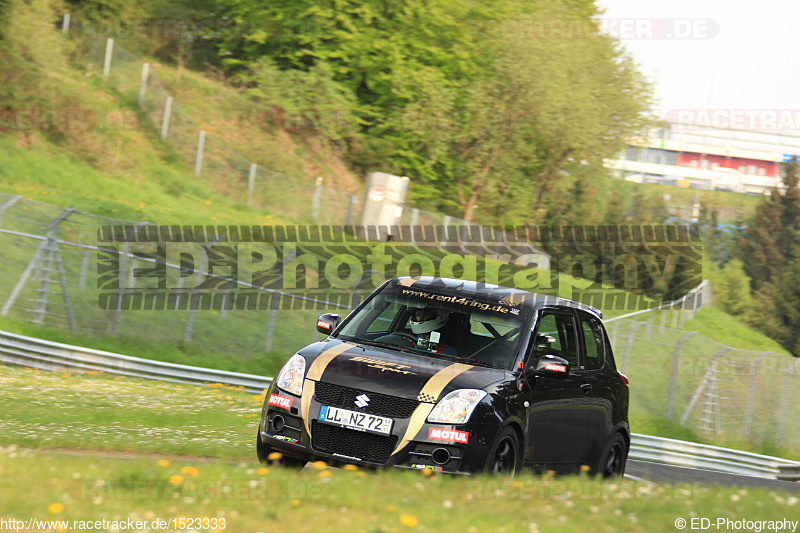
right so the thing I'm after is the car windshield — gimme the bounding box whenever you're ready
[336,282,531,370]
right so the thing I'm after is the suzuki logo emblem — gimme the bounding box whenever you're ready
[354,394,370,408]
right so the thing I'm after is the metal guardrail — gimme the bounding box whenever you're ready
[0,330,272,393]
[1,328,798,480]
[629,433,799,479]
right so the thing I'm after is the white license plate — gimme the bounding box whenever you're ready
[318,405,393,435]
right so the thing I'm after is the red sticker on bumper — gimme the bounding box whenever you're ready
[428,427,469,444]
[268,394,292,410]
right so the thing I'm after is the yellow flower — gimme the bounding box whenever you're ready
[156,460,170,468]
[317,470,331,479]
[400,514,418,528]
[180,466,199,477]
[386,505,396,513]
[168,475,184,485]
[47,503,64,514]
[312,461,328,470]
[421,469,433,477]
[343,464,358,471]
[267,452,282,461]
[291,499,301,507]
[205,200,212,205]
[257,467,269,475]
[580,465,591,473]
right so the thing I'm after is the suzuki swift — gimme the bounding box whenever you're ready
[257,277,630,476]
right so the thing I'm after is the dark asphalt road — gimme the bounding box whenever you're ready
[627,460,800,492]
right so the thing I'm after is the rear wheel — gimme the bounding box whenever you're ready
[594,433,628,478]
[484,427,520,476]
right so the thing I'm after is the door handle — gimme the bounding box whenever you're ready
[580,383,592,392]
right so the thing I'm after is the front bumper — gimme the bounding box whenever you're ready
[259,383,497,474]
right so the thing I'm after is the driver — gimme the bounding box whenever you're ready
[409,306,459,355]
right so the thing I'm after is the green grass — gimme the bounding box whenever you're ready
[0,365,260,458]
[682,307,791,355]
[1,446,797,532]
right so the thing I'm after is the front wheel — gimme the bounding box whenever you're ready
[483,427,521,476]
[593,432,628,478]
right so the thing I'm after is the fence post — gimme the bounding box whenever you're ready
[34,240,55,325]
[621,322,643,373]
[0,195,22,230]
[265,307,278,351]
[184,249,208,343]
[680,347,729,425]
[53,244,76,332]
[666,331,696,419]
[345,194,357,226]
[743,353,768,437]
[646,311,654,339]
[311,177,323,221]
[671,305,679,329]
[78,250,90,290]
[138,62,149,106]
[660,308,667,333]
[62,13,70,35]
[776,359,800,446]
[194,129,206,176]
[611,320,621,347]
[102,38,114,80]
[160,96,173,141]
[247,163,257,205]
[112,241,130,337]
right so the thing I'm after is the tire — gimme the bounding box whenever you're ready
[593,432,628,478]
[256,429,308,470]
[256,429,269,463]
[483,427,521,476]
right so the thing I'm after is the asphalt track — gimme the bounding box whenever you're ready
[627,460,800,492]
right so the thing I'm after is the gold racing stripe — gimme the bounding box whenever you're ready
[301,342,353,435]
[391,362,473,456]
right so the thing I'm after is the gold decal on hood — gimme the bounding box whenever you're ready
[302,342,353,434]
[391,362,473,456]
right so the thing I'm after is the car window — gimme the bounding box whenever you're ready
[366,302,401,334]
[580,315,606,371]
[532,312,578,368]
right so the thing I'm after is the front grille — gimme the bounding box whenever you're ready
[314,381,419,418]
[311,421,398,464]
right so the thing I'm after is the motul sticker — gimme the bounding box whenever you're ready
[428,427,469,444]
[544,363,567,373]
[268,394,292,410]
[317,320,331,330]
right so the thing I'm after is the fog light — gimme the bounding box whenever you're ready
[271,414,285,432]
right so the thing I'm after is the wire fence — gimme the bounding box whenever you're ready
[0,192,797,447]
[84,38,365,225]
[606,298,800,448]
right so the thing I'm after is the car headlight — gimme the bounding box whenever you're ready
[275,354,306,396]
[427,389,487,424]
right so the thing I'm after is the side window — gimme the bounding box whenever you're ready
[531,312,579,368]
[580,315,606,371]
[365,302,401,334]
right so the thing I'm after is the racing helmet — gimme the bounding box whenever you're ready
[409,306,449,334]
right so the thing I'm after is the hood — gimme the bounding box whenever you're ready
[297,338,509,401]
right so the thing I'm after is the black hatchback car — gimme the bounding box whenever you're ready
[257,277,630,476]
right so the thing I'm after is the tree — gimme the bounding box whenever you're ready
[714,258,752,317]
[217,0,654,223]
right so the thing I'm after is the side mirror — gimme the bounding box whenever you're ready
[532,354,570,378]
[316,313,341,334]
